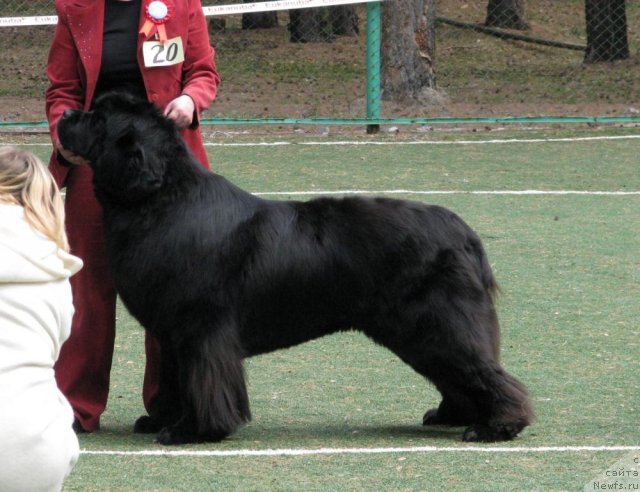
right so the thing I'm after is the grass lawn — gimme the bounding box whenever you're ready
[2,127,638,490]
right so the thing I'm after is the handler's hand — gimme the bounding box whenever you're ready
[164,95,195,129]
[56,141,89,166]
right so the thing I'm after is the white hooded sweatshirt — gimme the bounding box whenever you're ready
[0,203,83,492]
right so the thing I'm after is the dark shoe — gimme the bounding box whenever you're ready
[72,418,87,434]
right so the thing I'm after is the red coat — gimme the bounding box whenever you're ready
[46,0,219,185]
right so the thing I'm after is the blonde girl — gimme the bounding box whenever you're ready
[0,146,69,250]
[0,146,82,492]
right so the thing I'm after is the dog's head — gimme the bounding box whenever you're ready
[57,92,178,202]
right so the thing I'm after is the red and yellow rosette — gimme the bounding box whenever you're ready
[140,0,173,42]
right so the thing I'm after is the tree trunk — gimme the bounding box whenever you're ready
[329,6,359,36]
[381,0,436,101]
[288,9,334,43]
[242,0,278,30]
[208,18,226,33]
[207,0,227,32]
[288,7,358,42]
[584,0,629,63]
[242,11,278,30]
[485,0,529,30]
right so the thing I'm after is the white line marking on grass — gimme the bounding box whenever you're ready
[202,135,640,147]
[80,445,640,458]
[8,133,640,148]
[58,190,639,201]
[253,190,640,196]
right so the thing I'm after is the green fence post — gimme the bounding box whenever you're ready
[366,1,381,134]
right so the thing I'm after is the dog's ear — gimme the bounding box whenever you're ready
[114,125,165,195]
[116,125,145,161]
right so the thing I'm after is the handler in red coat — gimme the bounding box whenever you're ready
[45,0,219,432]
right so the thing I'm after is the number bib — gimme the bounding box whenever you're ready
[142,36,185,67]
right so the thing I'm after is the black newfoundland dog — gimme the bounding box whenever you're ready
[58,93,533,445]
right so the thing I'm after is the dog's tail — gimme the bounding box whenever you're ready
[445,233,501,357]
[472,236,500,302]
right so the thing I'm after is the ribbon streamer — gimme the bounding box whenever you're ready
[140,0,173,42]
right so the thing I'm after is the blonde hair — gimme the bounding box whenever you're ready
[0,146,69,251]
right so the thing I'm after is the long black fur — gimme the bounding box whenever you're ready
[58,92,533,445]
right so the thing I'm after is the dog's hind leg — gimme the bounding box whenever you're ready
[402,316,532,441]
[419,356,533,442]
[156,323,251,445]
[422,387,479,426]
[379,295,532,442]
[388,332,533,442]
[404,247,532,441]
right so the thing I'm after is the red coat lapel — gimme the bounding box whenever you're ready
[64,1,105,95]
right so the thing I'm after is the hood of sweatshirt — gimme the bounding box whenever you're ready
[0,203,82,283]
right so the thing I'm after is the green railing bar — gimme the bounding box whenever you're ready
[366,1,381,134]
[2,115,640,131]
[0,121,50,129]
[196,115,640,125]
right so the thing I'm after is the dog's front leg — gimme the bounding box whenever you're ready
[156,323,251,445]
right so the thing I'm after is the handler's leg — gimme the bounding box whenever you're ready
[54,166,115,432]
[55,166,164,432]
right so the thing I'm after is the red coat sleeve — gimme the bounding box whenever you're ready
[181,0,220,127]
[45,3,85,148]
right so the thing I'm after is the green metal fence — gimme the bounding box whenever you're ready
[1,1,640,129]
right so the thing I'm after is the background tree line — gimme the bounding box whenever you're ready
[234,0,631,102]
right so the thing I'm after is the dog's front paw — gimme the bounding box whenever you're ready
[156,425,197,445]
[133,415,163,434]
[462,423,521,442]
[156,420,230,445]
[423,406,473,427]
[422,408,441,425]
